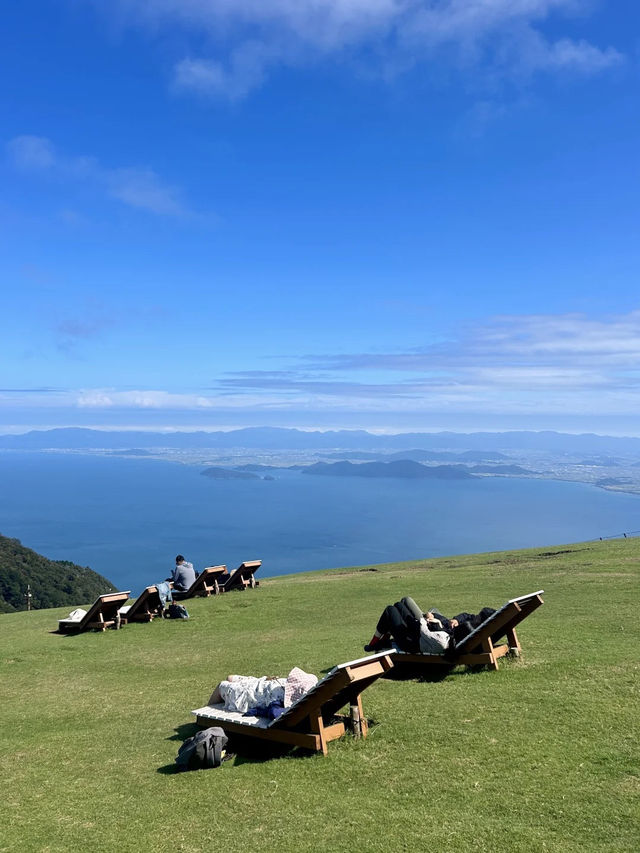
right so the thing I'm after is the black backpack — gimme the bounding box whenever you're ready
[175,727,228,771]
[167,603,189,620]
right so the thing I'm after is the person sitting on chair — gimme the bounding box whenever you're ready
[170,554,197,592]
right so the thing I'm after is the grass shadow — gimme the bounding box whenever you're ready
[168,722,199,742]
[385,662,456,682]
[220,733,318,764]
[163,723,315,770]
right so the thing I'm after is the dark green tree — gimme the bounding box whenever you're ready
[0,534,116,612]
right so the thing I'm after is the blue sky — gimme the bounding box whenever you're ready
[1,0,639,434]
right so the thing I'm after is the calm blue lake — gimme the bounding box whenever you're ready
[1,452,638,596]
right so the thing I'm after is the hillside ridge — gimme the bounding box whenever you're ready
[0,533,116,613]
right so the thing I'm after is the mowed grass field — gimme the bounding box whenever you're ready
[1,539,638,853]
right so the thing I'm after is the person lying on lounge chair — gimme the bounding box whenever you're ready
[364,596,496,654]
[207,668,318,718]
[440,606,497,643]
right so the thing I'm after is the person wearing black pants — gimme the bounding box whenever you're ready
[364,598,497,652]
[365,596,424,653]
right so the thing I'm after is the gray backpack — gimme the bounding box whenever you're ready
[175,727,228,771]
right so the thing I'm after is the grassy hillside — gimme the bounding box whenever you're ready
[0,533,116,613]
[1,539,638,852]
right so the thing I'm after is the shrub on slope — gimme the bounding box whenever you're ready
[0,533,116,612]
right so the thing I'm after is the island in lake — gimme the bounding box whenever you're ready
[301,460,474,479]
[201,467,261,480]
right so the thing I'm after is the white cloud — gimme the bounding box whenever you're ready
[6,135,188,216]
[5,311,640,421]
[73,389,282,409]
[104,0,622,99]
[527,36,622,74]
[107,168,185,215]
[76,390,215,408]
[6,135,56,169]
[174,41,271,99]
[299,312,640,373]
[471,312,640,362]
[114,0,402,44]
[210,311,640,414]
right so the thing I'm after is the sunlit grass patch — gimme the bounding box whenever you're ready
[0,537,638,852]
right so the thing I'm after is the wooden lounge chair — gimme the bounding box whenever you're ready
[172,565,229,600]
[392,590,544,672]
[192,651,393,756]
[57,591,131,633]
[219,560,261,592]
[119,586,164,623]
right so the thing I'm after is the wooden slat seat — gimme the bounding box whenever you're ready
[192,651,393,755]
[57,591,131,633]
[119,586,164,623]
[392,590,544,672]
[219,560,261,592]
[171,565,229,600]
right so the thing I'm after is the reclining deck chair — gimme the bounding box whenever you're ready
[392,590,544,672]
[57,591,131,633]
[119,586,164,623]
[192,651,393,755]
[172,565,229,600]
[219,560,261,592]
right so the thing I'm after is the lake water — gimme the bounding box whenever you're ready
[1,451,638,595]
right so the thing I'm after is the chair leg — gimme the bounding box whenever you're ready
[310,712,328,756]
[482,637,499,671]
[349,695,367,738]
[506,627,521,657]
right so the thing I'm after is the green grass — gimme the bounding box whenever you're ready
[1,539,638,852]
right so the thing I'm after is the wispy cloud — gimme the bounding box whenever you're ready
[207,311,640,414]
[55,317,113,343]
[76,390,215,409]
[4,312,640,420]
[302,312,640,371]
[8,135,56,169]
[73,389,309,411]
[108,0,623,99]
[0,387,63,394]
[174,41,273,100]
[47,298,121,356]
[6,135,189,216]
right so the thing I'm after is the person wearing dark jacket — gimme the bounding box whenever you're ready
[442,607,497,643]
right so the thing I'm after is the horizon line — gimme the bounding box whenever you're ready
[2,425,640,440]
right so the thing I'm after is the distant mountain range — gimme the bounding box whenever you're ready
[0,534,116,613]
[1,426,640,455]
[321,449,510,462]
[385,449,510,462]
